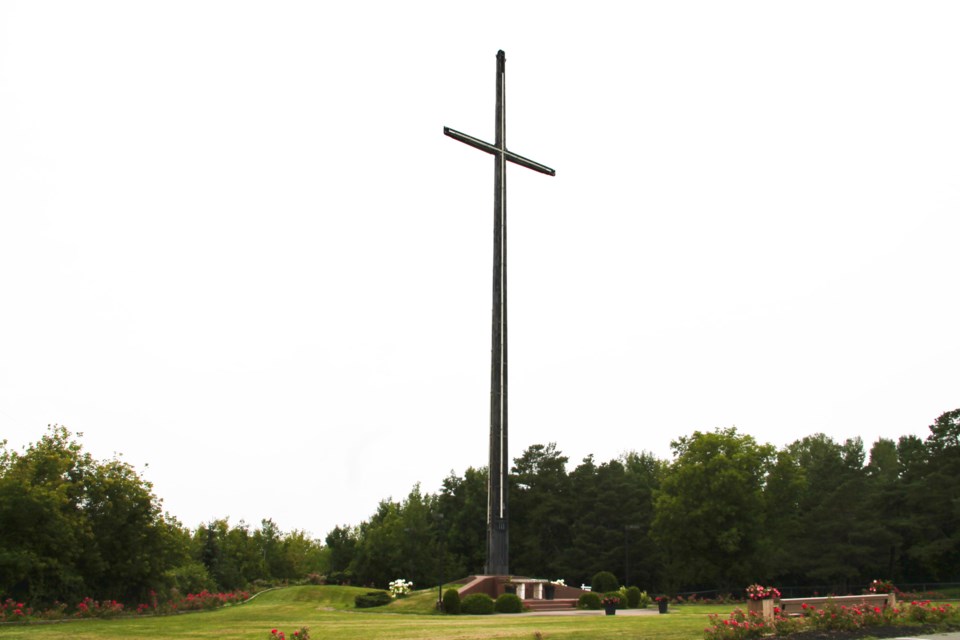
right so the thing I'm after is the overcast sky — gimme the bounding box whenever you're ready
[2,1,958,539]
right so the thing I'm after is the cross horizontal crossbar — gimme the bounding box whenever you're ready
[444,126,556,177]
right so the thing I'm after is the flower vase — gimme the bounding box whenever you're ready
[747,598,775,621]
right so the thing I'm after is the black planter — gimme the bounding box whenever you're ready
[604,605,617,616]
[658,599,668,614]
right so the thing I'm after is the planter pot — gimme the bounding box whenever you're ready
[747,598,775,621]
[604,605,617,616]
[657,599,668,614]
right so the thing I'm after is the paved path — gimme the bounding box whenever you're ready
[520,608,660,617]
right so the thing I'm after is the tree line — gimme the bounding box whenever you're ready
[0,426,326,605]
[327,408,960,593]
[2,410,958,605]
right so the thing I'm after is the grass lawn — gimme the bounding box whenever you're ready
[0,586,722,640]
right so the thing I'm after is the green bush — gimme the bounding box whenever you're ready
[637,589,652,608]
[354,591,392,608]
[461,593,495,615]
[495,593,523,613]
[577,592,601,610]
[591,571,619,593]
[163,561,214,595]
[625,586,641,608]
[327,570,354,585]
[442,588,461,614]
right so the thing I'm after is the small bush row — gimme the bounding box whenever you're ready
[436,591,523,615]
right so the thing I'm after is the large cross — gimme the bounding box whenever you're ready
[444,50,555,576]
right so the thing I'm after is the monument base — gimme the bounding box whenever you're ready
[457,574,590,609]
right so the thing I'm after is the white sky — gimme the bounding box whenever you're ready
[2,1,958,539]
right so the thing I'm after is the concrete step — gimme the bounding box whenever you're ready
[523,598,578,611]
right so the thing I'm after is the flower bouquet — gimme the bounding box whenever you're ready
[868,579,895,594]
[388,579,413,598]
[745,584,781,600]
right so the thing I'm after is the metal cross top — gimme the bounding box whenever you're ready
[444,50,555,577]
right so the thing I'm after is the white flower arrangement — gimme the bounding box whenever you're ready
[551,579,566,586]
[388,578,413,598]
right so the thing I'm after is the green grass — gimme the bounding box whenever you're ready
[0,586,719,639]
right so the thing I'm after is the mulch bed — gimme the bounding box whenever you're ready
[775,624,960,640]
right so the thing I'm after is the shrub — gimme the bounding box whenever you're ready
[625,586,641,608]
[591,571,619,593]
[772,613,803,637]
[327,571,353,585]
[461,593,495,615]
[901,600,956,625]
[495,593,523,614]
[704,608,767,640]
[74,598,125,618]
[354,591,392,608]
[637,589,652,608]
[442,588,461,614]
[578,592,601,610]
[305,573,325,585]
[163,562,215,595]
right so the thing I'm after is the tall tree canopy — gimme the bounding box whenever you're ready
[5,410,960,605]
[652,427,774,591]
[0,426,177,603]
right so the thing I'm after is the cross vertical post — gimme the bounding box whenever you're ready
[444,50,555,577]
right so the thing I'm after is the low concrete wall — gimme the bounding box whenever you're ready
[458,576,589,601]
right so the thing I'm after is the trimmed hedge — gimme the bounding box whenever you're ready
[495,593,523,614]
[442,588,461,614]
[626,586,642,608]
[591,571,619,593]
[354,591,392,608]
[461,593,495,615]
[577,592,601,610]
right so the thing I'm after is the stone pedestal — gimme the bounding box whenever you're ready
[747,598,775,621]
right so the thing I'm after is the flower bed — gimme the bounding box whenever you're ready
[0,590,249,623]
[704,600,960,640]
